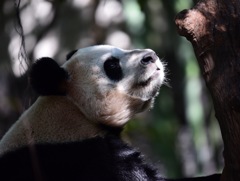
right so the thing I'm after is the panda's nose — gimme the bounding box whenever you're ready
[140,52,158,66]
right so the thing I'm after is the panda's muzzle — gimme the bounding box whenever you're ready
[140,52,158,68]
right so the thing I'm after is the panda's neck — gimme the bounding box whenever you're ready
[0,96,108,154]
[29,96,108,142]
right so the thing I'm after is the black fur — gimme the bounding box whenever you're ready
[104,56,123,81]
[0,135,162,181]
[66,49,78,60]
[30,57,68,96]
[168,175,221,181]
[0,135,220,181]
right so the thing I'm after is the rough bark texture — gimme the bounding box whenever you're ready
[175,0,240,181]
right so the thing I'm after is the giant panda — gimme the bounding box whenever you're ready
[0,45,220,181]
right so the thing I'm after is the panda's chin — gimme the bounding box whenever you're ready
[129,67,163,102]
[129,79,161,103]
[135,98,154,113]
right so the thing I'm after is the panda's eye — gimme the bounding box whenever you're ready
[104,57,123,81]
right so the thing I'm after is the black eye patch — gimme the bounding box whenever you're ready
[66,49,78,60]
[104,57,123,81]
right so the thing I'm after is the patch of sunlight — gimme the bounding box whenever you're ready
[32,0,53,26]
[177,38,195,61]
[34,32,59,59]
[95,0,123,27]
[105,31,131,49]
[20,4,37,34]
[8,35,28,77]
[185,77,213,169]
[123,0,145,34]
[72,0,92,9]
[77,37,96,48]
[186,61,200,78]
[185,78,203,125]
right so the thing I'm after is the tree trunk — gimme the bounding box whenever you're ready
[175,0,240,180]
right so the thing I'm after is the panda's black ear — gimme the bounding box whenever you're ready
[30,57,69,96]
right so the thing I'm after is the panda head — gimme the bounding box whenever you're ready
[30,45,165,127]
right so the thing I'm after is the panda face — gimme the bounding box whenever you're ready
[63,45,165,127]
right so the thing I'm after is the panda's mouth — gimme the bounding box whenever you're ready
[134,69,161,88]
[134,77,153,88]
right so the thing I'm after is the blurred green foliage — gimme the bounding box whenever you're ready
[0,0,223,178]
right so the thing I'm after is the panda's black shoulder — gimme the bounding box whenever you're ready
[0,135,163,181]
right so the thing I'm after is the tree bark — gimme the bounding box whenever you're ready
[175,0,240,180]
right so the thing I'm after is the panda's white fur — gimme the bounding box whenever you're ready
[0,45,164,155]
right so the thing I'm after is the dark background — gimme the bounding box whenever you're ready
[0,0,223,178]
